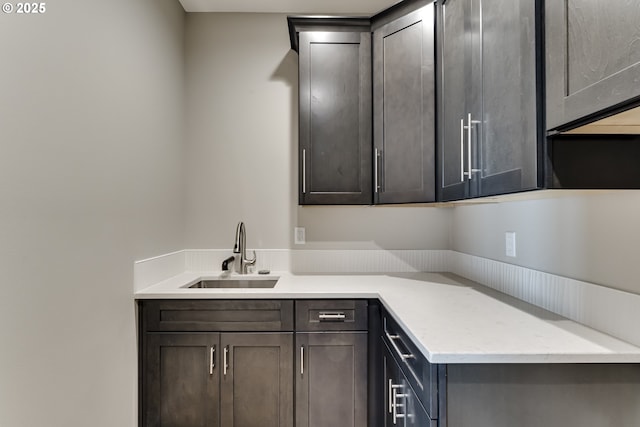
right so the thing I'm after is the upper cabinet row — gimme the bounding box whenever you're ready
[290,0,640,205]
[291,0,436,205]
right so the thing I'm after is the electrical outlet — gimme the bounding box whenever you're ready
[294,227,306,245]
[505,231,517,258]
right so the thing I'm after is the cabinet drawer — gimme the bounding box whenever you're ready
[382,311,438,419]
[141,300,294,332]
[295,300,368,331]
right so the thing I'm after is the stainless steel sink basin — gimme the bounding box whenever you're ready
[186,278,278,289]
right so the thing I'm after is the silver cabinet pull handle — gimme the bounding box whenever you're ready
[302,149,306,194]
[223,346,228,376]
[384,318,423,390]
[467,113,473,180]
[300,346,304,375]
[388,379,403,414]
[460,118,465,182]
[374,148,380,193]
[392,386,407,424]
[210,346,215,375]
[318,312,346,321]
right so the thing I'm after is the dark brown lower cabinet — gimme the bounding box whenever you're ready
[383,342,435,427]
[295,332,368,427]
[142,332,293,427]
[143,333,220,427]
[220,333,293,427]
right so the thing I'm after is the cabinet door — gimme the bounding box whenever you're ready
[296,332,368,427]
[475,0,539,197]
[220,333,293,427]
[546,1,640,130]
[298,31,372,205]
[437,0,472,201]
[143,333,220,427]
[373,3,435,204]
[383,344,436,427]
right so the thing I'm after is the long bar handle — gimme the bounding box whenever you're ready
[384,319,423,390]
[392,386,407,424]
[300,345,304,375]
[467,113,473,180]
[374,148,378,193]
[318,312,346,321]
[223,345,228,376]
[214,345,216,375]
[374,148,381,193]
[388,379,403,413]
[302,149,306,194]
[460,118,465,182]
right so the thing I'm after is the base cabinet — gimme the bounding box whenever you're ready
[380,308,640,427]
[220,333,293,427]
[295,332,368,427]
[143,333,220,427]
[383,343,435,427]
[140,299,368,427]
[142,332,293,427]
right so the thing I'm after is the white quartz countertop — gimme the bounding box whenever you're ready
[135,271,640,364]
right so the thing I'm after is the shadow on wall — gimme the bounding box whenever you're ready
[271,48,300,247]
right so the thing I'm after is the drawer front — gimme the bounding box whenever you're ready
[295,300,368,331]
[141,300,294,332]
[383,311,438,419]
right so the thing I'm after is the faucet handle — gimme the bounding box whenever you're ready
[245,250,256,265]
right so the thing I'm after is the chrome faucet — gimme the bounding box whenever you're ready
[233,221,256,274]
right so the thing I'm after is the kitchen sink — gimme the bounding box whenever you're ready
[186,277,278,289]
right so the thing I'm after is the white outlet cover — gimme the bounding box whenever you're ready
[505,231,517,258]
[294,227,306,245]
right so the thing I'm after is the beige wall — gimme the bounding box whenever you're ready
[451,191,640,295]
[183,13,452,250]
[0,1,185,426]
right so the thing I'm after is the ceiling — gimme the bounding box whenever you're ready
[178,0,400,14]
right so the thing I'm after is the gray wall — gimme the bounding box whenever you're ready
[183,13,452,250]
[0,1,185,426]
[452,191,640,295]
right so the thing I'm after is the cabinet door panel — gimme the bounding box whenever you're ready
[299,31,372,205]
[296,332,368,427]
[143,333,219,427]
[438,0,471,201]
[547,0,640,130]
[476,0,538,196]
[220,333,293,427]
[373,4,435,203]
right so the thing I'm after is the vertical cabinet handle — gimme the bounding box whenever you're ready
[302,149,306,194]
[467,113,473,180]
[462,113,482,181]
[460,118,465,182]
[392,386,407,425]
[374,148,381,193]
[214,345,216,375]
[300,346,304,375]
[223,346,229,376]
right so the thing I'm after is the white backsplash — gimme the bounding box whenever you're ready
[135,249,640,347]
[450,252,640,348]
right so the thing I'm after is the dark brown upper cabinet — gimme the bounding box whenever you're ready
[546,1,640,132]
[372,1,436,204]
[437,0,543,201]
[291,19,373,205]
[288,2,437,206]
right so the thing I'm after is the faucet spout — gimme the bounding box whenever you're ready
[233,221,256,274]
